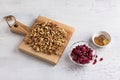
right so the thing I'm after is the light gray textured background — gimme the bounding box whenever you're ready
[0,0,120,80]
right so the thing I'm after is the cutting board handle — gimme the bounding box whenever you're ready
[4,15,30,35]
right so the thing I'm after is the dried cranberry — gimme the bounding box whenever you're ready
[99,58,103,61]
[93,59,97,65]
[76,45,81,50]
[72,48,77,53]
[72,57,78,62]
[82,47,86,52]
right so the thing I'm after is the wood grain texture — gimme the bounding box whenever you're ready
[19,16,75,64]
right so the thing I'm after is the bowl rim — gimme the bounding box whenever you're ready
[92,31,111,47]
[68,41,96,66]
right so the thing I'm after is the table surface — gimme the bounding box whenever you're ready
[0,0,120,80]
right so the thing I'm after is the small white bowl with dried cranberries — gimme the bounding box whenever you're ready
[68,41,96,66]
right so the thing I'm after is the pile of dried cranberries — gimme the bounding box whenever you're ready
[70,44,103,65]
[71,44,93,64]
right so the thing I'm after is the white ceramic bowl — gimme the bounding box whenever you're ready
[92,31,111,47]
[68,41,96,66]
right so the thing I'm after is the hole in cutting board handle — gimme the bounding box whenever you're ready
[14,24,18,28]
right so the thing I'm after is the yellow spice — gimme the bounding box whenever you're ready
[94,35,109,46]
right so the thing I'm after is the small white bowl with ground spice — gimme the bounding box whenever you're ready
[92,31,111,47]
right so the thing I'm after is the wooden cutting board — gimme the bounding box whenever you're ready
[4,16,75,64]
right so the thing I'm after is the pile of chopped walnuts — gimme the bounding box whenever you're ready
[24,21,67,55]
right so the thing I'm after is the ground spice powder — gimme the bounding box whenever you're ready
[94,35,109,46]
